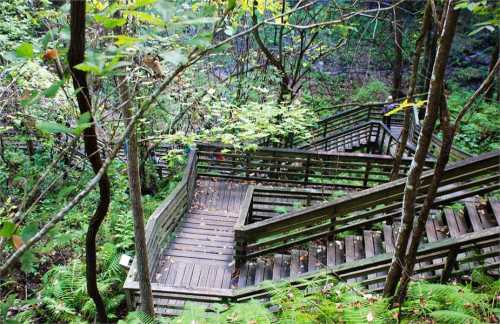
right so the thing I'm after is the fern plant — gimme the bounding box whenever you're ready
[40,243,126,322]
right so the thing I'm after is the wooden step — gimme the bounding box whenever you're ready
[308,242,327,272]
[327,239,345,267]
[363,230,384,290]
[443,207,468,237]
[345,236,364,283]
[290,249,308,278]
[425,212,448,277]
[272,254,291,280]
[487,198,500,226]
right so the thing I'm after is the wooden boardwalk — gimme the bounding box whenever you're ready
[153,179,248,290]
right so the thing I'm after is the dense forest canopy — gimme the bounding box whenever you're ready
[0,0,499,323]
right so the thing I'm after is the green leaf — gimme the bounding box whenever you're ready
[160,49,187,65]
[94,15,127,29]
[227,0,236,10]
[114,35,141,46]
[128,0,157,9]
[74,62,102,74]
[36,121,73,134]
[73,112,93,135]
[20,250,37,273]
[15,42,34,59]
[21,223,38,242]
[0,222,16,238]
[125,10,165,26]
[43,79,65,98]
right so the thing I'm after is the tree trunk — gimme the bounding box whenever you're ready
[117,77,156,316]
[68,2,110,322]
[484,31,498,101]
[390,1,432,181]
[383,0,459,298]
[392,1,403,99]
[394,95,453,304]
[394,58,499,304]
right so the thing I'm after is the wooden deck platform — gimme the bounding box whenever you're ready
[153,179,248,290]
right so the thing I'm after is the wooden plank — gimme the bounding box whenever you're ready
[254,260,265,284]
[308,244,319,272]
[181,263,194,287]
[165,249,233,262]
[383,225,395,253]
[221,267,233,289]
[444,208,468,237]
[173,263,187,287]
[327,240,345,266]
[281,254,291,279]
[164,263,178,286]
[176,226,234,237]
[172,238,232,250]
[214,266,226,289]
[466,201,484,231]
[238,263,249,288]
[189,264,202,288]
[273,254,283,280]
[290,250,301,278]
[345,236,364,283]
[168,243,233,255]
[162,256,228,266]
[488,198,500,225]
[174,231,234,243]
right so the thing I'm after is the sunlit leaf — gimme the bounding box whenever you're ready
[0,221,16,238]
[125,10,165,26]
[15,42,34,58]
[114,35,141,46]
[74,62,102,74]
[94,15,127,29]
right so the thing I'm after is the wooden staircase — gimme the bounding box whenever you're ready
[236,198,500,291]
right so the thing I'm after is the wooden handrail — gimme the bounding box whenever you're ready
[125,149,197,286]
[196,143,433,189]
[232,226,500,300]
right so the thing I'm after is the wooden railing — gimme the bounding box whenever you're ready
[124,149,197,292]
[233,226,500,300]
[196,143,432,189]
[301,120,415,157]
[233,150,499,261]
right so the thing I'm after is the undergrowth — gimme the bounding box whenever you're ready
[116,269,499,324]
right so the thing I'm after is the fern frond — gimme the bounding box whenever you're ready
[430,310,481,324]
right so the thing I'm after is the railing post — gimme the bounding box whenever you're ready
[245,152,251,180]
[440,248,459,283]
[363,161,371,187]
[234,186,254,267]
[304,155,310,186]
[234,230,247,268]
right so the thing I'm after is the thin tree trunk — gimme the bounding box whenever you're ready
[68,2,110,322]
[394,95,453,304]
[484,31,498,101]
[390,1,432,181]
[117,77,155,315]
[383,0,459,298]
[392,1,403,99]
